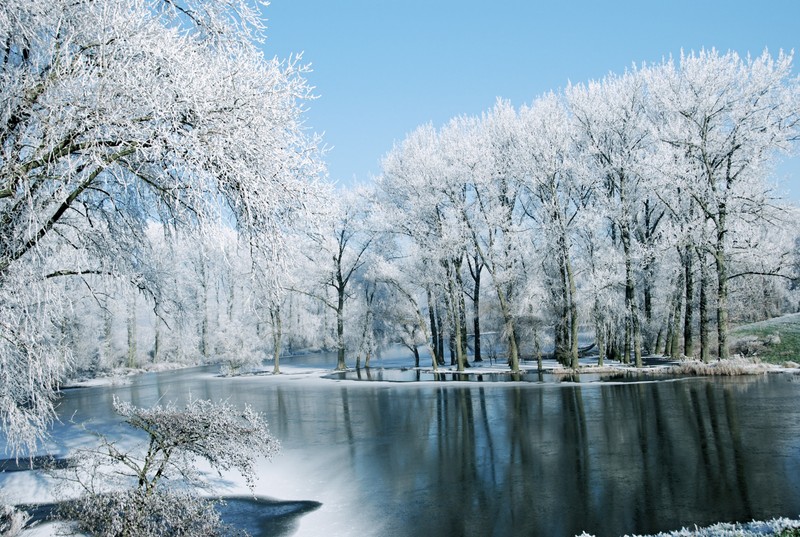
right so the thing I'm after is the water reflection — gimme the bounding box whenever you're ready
[10,371,800,537]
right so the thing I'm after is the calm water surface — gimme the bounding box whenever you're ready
[14,358,800,537]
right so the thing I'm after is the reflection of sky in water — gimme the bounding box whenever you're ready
[3,361,800,537]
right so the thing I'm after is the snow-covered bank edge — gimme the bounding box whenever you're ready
[577,516,800,536]
[57,352,800,392]
[61,362,197,388]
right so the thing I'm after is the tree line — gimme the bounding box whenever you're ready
[54,50,800,382]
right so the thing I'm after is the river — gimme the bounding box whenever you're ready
[4,356,800,537]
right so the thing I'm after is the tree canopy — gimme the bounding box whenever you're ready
[0,0,325,453]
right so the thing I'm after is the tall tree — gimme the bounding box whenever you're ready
[517,93,587,369]
[646,50,800,359]
[466,102,526,373]
[567,70,654,368]
[302,189,375,370]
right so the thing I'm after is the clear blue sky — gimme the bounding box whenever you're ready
[263,0,800,199]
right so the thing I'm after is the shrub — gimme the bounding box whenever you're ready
[62,488,236,537]
[0,504,29,537]
[57,397,279,536]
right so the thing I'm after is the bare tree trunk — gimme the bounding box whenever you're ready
[683,244,695,358]
[435,296,445,365]
[228,275,235,322]
[594,302,605,367]
[153,317,161,364]
[470,259,483,362]
[455,262,469,366]
[554,259,570,366]
[127,290,137,369]
[497,289,520,373]
[103,304,114,368]
[336,285,346,370]
[664,309,673,357]
[446,262,467,372]
[200,265,209,361]
[533,327,543,371]
[426,286,440,365]
[669,275,683,360]
[621,222,642,367]
[699,250,710,363]
[715,210,730,360]
[270,306,282,374]
[565,253,579,369]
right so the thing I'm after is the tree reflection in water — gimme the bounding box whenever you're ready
[303,376,799,537]
[40,372,800,537]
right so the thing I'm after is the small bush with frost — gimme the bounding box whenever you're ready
[671,356,772,376]
[58,397,279,536]
[575,516,800,536]
[0,503,29,537]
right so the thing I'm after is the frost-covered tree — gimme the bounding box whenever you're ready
[468,102,528,373]
[0,0,324,453]
[567,70,656,368]
[517,93,590,369]
[646,50,800,358]
[298,188,375,370]
[59,397,278,537]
